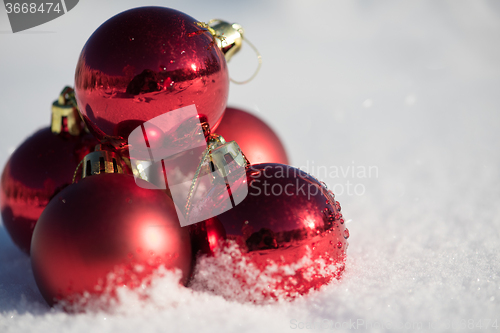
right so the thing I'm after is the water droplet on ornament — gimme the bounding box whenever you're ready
[321,181,328,189]
[129,37,135,41]
[335,213,342,220]
[335,201,341,211]
[344,228,350,239]
[340,218,345,224]
[181,50,186,54]
[249,170,261,177]
[337,242,342,249]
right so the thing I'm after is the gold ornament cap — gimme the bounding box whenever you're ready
[51,86,83,136]
[209,20,244,62]
[81,145,127,179]
[206,134,248,178]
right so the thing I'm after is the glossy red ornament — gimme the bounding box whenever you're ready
[0,127,96,254]
[214,107,289,164]
[75,6,229,145]
[189,216,226,259]
[31,173,191,307]
[191,163,347,301]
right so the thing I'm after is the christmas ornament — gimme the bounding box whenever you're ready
[0,87,97,254]
[31,148,191,307]
[214,107,289,164]
[74,6,231,146]
[190,163,347,301]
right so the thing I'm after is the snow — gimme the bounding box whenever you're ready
[1,0,500,332]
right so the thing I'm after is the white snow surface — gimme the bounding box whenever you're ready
[1,1,500,332]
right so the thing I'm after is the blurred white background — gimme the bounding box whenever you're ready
[1,1,500,332]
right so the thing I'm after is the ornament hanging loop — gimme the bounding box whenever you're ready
[207,19,262,84]
[229,37,262,85]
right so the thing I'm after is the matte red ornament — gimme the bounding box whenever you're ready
[75,6,229,145]
[191,163,347,301]
[31,173,192,307]
[214,107,289,164]
[0,127,97,254]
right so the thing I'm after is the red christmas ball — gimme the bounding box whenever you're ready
[75,7,229,144]
[190,163,347,301]
[0,127,97,254]
[189,216,226,259]
[31,173,191,307]
[214,107,289,165]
